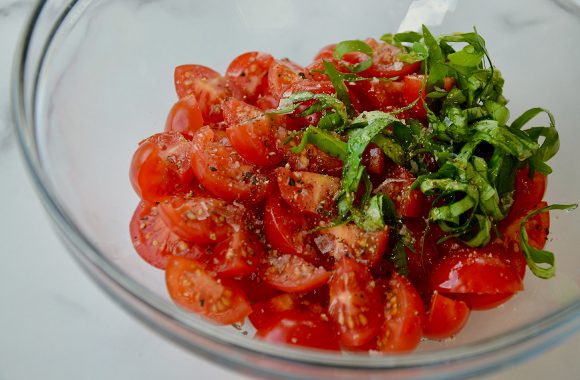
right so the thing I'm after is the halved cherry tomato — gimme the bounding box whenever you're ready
[158,195,244,244]
[429,242,524,310]
[226,51,274,103]
[314,223,389,267]
[275,167,341,217]
[255,310,340,351]
[268,59,304,99]
[263,254,330,293]
[363,40,422,79]
[510,166,548,216]
[223,98,284,166]
[264,192,316,258]
[130,201,206,269]
[174,64,242,123]
[286,142,344,177]
[375,163,424,217]
[209,229,265,277]
[424,291,470,340]
[328,257,382,348]
[165,257,252,325]
[190,126,270,203]
[375,272,425,352]
[164,95,204,138]
[402,74,427,121]
[129,132,194,202]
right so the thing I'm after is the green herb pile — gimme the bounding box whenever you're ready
[270,25,576,279]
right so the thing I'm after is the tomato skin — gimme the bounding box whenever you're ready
[429,243,524,309]
[510,167,547,216]
[164,95,204,138]
[328,257,382,348]
[314,223,389,267]
[174,64,239,123]
[165,257,252,325]
[226,51,274,103]
[376,273,425,353]
[190,126,270,203]
[268,59,303,99]
[158,195,244,244]
[275,167,341,217]
[402,74,427,121]
[263,254,330,293]
[263,193,316,258]
[375,164,424,217]
[130,201,206,269]
[129,132,194,202]
[208,229,265,277]
[424,291,470,340]
[255,310,340,351]
[223,98,284,166]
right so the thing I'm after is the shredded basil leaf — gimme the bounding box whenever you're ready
[333,40,374,73]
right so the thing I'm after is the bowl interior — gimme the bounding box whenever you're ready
[32,0,580,362]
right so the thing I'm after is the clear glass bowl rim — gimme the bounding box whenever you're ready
[11,0,580,377]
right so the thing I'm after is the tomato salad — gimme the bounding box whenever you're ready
[129,26,575,353]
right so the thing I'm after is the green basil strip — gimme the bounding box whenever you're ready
[391,239,409,276]
[290,126,347,160]
[333,40,374,73]
[520,203,578,279]
[352,195,387,232]
[511,107,555,130]
[268,91,315,115]
[371,134,405,165]
[323,60,354,116]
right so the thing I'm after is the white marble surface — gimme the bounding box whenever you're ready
[1,1,579,379]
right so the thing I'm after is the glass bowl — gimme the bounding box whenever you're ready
[12,0,580,378]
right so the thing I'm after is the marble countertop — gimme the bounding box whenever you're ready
[1,1,579,379]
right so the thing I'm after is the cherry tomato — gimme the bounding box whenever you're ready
[275,167,341,217]
[226,51,274,103]
[402,218,440,287]
[130,201,206,269]
[129,132,194,202]
[363,40,421,79]
[424,291,471,340]
[263,254,330,293]
[328,257,382,348]
[174,64,241,123]
[286,142,344,177]
[402,74,427,121]
[158,195,244,244]
[314,223,389,267]
[362,143,386,178]
[429,242,524,310]
[165,257,252,325]
[209,229,265,277]
[348,79,404,113]
[255,310,340,351]
[500,201,550,251]
[190,126,270,203]
[264,192,316,258]
[510,166,548,216]
[236,274,281,303]
[268,59,303,99]
[223,98,284,166]
[375,272,425,352]
[164,95,204,138]
[375,164,424,217]
[313,44,336,61]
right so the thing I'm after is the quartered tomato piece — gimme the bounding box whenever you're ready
[424,291,471,340]
[375,272,425,353]
[130,201,206,269]
[223,98,284,166]
[286,142,344,177]
[264,192,316,258]
[158,195,244,244]
[226,51,274,103]
[429,242,524,310]
[255,310,340,351]
[129,132,194,202]
[165,257,252,325]
[510,166,547,216]
[375,164,424,217]
[314,223,389,267]
[174,64,242,122]
[500,201,550,251]
[268,59,303,99]
[363,40,422,79]
[263,254,330,293]
[275,167,341,217]
[209,229,265,277]
[328,257,382,348]
[190,126,270,203]
[164,95,204,138]
[350,80,404,112]
[402,74,427,121]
